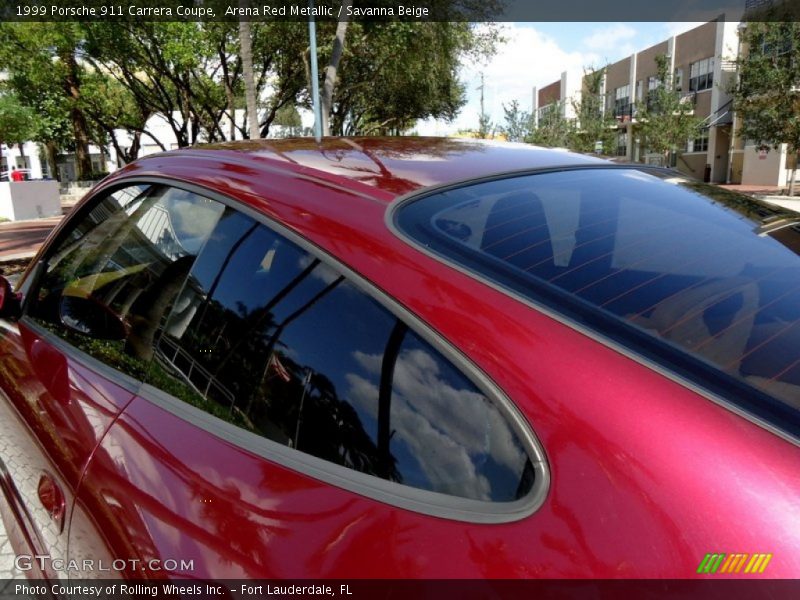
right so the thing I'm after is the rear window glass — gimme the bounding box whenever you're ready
[395,168,800,437]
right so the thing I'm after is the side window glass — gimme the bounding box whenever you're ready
[387,330,534,501]
[30,184,224,379]
[154,211,534,502]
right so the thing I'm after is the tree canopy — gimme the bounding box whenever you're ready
[0,17,499,174]
[637,54,700,162]
[327,21,499,135]
[732,20,800,194]
[570,68,616,155]
[501,100,533,143]
[0,23,92,178]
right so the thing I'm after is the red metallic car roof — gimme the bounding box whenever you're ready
[160,137,607,201]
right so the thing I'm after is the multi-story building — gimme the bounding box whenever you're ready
[602,19,739,183]
[532,17,794,187]
[531,71,581,129]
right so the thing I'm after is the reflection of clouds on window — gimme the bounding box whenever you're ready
[162,193,225,253]
[346,346,528,501]
[297,253,343,285]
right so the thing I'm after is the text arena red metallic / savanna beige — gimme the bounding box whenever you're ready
[0,137,798,581]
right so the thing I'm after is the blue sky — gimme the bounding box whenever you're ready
[416,22,706,135]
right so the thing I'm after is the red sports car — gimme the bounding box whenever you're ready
[0,138,798,582]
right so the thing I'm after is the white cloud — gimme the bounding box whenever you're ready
[661,21,708,38]
[583,23,637,52]
[417,23,603,135]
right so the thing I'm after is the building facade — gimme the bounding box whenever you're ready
[532,18,793,187]
[531,71,581,129]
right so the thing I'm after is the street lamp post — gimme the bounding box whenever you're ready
[308,0,323,142]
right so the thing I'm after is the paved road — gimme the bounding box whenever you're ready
[0,216,62,261]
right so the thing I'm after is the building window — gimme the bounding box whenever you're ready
[689,58,715,92]
[613,84,631,118]
[689,130,709,153]
[616,131,627,157]
[537,103,554,121]
[646,76,663,110]
[674,68,683,91]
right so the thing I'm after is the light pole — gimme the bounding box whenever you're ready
[308,0,323,142]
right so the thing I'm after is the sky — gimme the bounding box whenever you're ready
[415,22,706,136]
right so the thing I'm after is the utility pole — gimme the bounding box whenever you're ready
[477,72,492,139]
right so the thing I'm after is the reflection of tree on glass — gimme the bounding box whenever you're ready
[153,210,533,501]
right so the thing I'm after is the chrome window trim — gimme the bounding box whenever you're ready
[24,175,550,524]
[386,166,800,449]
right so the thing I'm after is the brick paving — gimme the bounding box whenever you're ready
[0,428,31,584]
[1,513,25,587]
[0,523,24,581]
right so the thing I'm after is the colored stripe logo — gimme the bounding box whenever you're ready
[697,553,772,574]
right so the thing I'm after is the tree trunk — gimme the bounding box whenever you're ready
[790,166,797,197]
[239,11,260,140]
[98,145,107,173]
[223,66,236,140]
[46,142,59,181]
[61,49,93,181]
[321,0,352,137]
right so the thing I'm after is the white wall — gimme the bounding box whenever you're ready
[0,181,60,221]
[741,144,788,187]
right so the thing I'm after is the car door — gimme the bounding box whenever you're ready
[67,206,546,579]
[0,319,135,580]
[0,181,225,580]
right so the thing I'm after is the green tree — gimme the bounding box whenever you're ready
[501,100,533,142]
[327,22,500,135]
[733,20,800,195]
[83,21,308,144]
[530,102,572,148]
[570,67,617,154]
[637,54,700,165]
[272,105,304,138]
[79,70,153,165]
[0,23,93,179]
[0,93,36,173]
[82,22,214,148]
[30,93,73,180]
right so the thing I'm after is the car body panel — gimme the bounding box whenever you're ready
[0,319,136,580]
